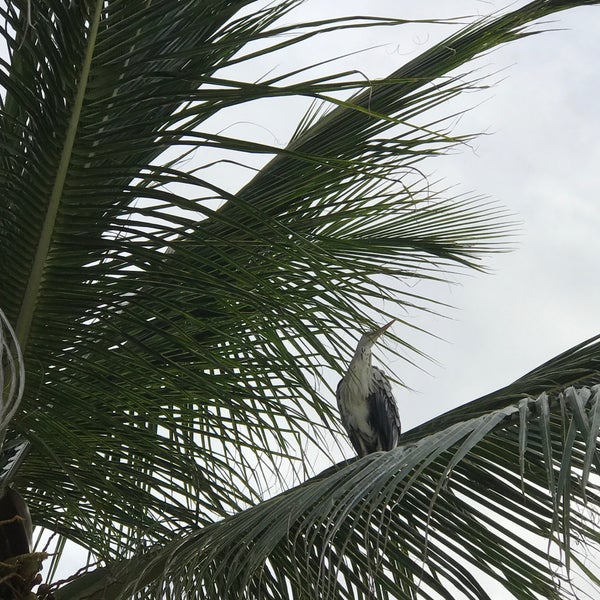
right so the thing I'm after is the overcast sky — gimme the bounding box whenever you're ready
[270,0,600,430]
[205,0,600,440]
[41,1,600,592]
[391,1,600,427]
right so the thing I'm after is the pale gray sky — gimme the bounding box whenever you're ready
[387,2,600,425]
[211,0,600,437]
[264,0,600,427]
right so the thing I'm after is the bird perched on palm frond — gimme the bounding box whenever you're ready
[336,319,401,457]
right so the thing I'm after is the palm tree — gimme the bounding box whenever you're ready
[1,1,599,598]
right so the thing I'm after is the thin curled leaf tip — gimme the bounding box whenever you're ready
[0,309,25,436]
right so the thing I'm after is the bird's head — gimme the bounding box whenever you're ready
[357,319,395,351]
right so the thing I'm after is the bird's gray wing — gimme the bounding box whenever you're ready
[346,423,366,457]
[367,366,401,451]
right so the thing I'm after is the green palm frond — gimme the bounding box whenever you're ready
[0,0,598,591]
[2,0,433,555]
[53,337,600,600]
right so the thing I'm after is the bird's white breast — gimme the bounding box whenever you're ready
[337,361,374,436]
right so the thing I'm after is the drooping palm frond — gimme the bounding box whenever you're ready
[0,0,598,578]
[52,336,600,600]
[2,1,451,556]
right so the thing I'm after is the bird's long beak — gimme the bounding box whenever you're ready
[373,318,395,337]
[358,318,396,351]
[382,318,395,331]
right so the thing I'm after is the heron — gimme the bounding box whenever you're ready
[336,319,401,457]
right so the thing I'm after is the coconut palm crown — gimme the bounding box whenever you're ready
[0,1,599,599]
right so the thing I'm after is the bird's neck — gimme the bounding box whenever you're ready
[349,346,372,370]
[343,346,373,399]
